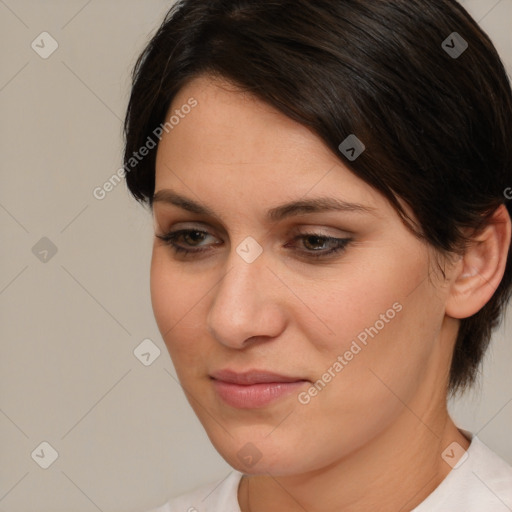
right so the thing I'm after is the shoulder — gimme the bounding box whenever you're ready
[144,470,244,512]
[414,433,512,512]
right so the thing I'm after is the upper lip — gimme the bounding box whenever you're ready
[210,369,308,385]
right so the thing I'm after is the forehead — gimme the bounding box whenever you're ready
[163,74,332,163]
[153,75,408,224]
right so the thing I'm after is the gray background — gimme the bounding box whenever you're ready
[0,1,511,511]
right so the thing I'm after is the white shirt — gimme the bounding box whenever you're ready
[146,433,512,511]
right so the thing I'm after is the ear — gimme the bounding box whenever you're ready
[445,204,511,319]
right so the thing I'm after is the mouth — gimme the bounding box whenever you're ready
[209,369,309,408]
[209,368,309,385]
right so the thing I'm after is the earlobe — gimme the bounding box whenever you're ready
[445,204,511,320]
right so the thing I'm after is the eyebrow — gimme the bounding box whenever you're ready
[152,189,378,222]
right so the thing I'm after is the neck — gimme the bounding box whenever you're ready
[239,401,470,512]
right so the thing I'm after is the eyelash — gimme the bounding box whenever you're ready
[155,229,352,260]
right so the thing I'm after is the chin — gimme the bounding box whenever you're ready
[203,426,319,476]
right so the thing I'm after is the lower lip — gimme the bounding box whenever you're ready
[211,379,308,408]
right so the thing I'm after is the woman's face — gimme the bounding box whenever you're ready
[151,74,455,475]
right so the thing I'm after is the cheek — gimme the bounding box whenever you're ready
[318,284,443,405]
[149,250,212,371]
[150,252,191,351]
[149,251,174,335]
[293,291,444,463]
[304,247,444,401]
[305,249,422,357]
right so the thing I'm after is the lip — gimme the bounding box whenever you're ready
[210,369,307,385]
[209,369,309,408]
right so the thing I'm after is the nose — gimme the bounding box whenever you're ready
[206,244,287,349]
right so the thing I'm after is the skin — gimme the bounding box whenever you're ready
[150,74,511,511]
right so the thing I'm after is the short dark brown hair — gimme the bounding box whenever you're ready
[123,0,512,394]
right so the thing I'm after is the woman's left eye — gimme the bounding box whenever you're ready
[155,229,352,259]
[290,233,352,258]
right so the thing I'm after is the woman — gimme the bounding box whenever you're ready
[123,0,512,510]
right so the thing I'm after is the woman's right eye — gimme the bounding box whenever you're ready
[155,229,216,256]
